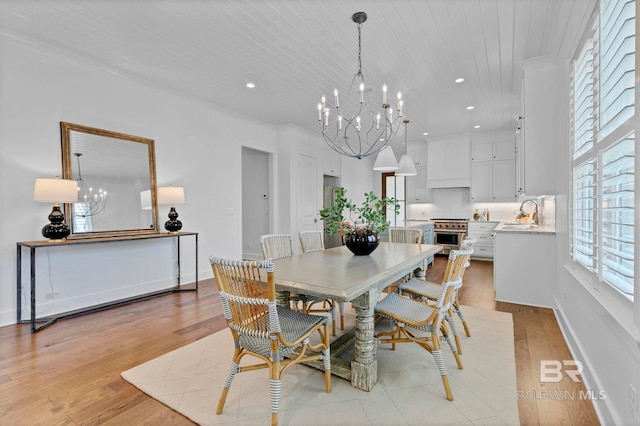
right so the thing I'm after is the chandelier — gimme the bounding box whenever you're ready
[317,12,404,159]
[73,152,107,217]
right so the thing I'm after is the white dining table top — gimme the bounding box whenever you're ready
[272,242,442,302]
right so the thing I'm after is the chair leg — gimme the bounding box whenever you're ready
[431,333,454,401]
[330,302,337,336]
[216,359,240,415]
[269,366,282,426]
[440,322,463,370]
[322,324,332,393]
[445,310,463,355]
[453,299,471,337]
[338,301,345,330]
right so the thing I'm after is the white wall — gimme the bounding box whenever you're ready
[0,34,374,326]
[545,46,640,426]
[0,35,280,325]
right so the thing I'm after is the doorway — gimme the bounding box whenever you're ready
[242,147,270,260]
[323,175,342,249]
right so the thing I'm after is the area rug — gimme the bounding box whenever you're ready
[122,305,518,425]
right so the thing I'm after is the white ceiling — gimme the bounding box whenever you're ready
[0,0,595,147]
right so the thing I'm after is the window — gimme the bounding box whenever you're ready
[382,173,405,227]
[570,0,635,300]
[73,203,93,233]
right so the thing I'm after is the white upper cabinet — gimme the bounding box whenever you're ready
[520,58,557,196]
[471,140,493,162]
[407,142,428,167]
[405,166,429,202]
[470,135,517,201]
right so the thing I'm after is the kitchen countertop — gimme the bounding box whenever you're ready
[494,221,555,234]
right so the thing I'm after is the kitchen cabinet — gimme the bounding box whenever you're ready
[494,230,555,308]
[426,135,471,188]
[403,221,435,267]
[470,136,517,201]
[466,221,498,260]
[519,58,557,196]
[423,222,435,267]
[407,142,428,167]
[405,166,429,202]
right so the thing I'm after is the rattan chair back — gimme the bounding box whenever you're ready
[388,227,423,244]
[299,230,325,253]
[261,234,293,260]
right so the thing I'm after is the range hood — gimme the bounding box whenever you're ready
[426,136,471,188]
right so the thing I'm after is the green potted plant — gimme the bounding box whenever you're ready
[319,187,400,255]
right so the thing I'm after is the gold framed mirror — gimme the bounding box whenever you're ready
[61,122,159,238]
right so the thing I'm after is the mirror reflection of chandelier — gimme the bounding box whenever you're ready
[74,152,107,217]
[317,11,404,159]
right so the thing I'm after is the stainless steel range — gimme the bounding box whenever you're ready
[431,218,468,255]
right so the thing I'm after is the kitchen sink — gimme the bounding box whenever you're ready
[501,223,538,230]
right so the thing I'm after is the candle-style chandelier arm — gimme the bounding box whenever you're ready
[320,106,402,159]
[316,11,404,160]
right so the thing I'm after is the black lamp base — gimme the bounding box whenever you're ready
[164,206,183,233]
[42,205,70,241]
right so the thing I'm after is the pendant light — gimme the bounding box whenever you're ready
[372,146,399,171]
[395,120,417,176]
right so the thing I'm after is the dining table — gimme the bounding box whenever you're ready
[272,241,442,391]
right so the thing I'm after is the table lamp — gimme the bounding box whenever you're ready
[33,177,78,241]
[157,186,185,233]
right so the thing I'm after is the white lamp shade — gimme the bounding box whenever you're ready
[157,186,185,205]
[33,178,78,203]
[395,155,417,176]
[372,146,399,171]
[140,190,152,210]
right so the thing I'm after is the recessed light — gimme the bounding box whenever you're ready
[246,82,255,88]
[474,125,481,129]
[466,106,474,110]
[422,132,429,136]
[455,78,464,83]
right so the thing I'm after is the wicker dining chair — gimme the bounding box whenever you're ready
[388,227,423,244]
[210,257,331,426]
[374,248,470,401]
[388,226,425,283]
[299,230,346,332]
[398,239,475,354]
[261,233,340,335]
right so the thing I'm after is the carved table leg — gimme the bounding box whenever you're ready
[275,290,291,308]
[350,288,381,391]
[414,260,426,279]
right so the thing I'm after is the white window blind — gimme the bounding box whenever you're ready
[598,0,636,138]
[572,161,597,269]
[570,0,635,300]
[573,42,594,159]
[600,135,634,294]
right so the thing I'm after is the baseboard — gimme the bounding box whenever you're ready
[553,303,616,425]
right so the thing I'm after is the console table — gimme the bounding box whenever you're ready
[16,231,198,333]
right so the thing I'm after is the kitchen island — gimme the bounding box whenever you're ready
[493,221,556,308]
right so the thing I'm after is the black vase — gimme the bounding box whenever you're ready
[344,228,379,255]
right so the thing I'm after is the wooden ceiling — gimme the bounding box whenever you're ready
[0,0,595,144]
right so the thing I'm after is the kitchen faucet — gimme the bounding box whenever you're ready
[519,199,539,225]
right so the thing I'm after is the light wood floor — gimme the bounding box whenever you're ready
[0,257,599,425]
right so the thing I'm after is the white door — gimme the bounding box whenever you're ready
[242,147,270,260]
[297,154,319,233]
